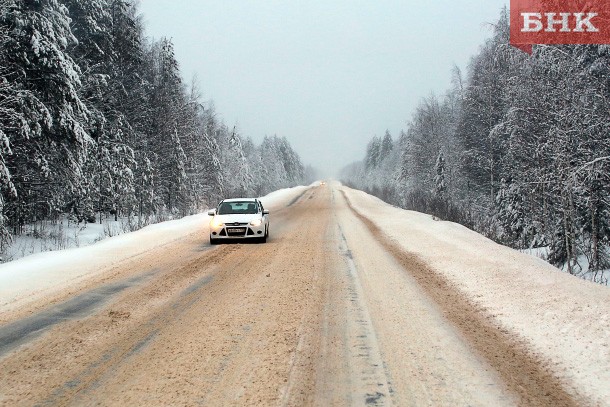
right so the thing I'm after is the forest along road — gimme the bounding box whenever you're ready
[0,184,583,406]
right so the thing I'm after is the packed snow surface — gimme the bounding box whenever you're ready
[1,182,608,405]
[342,186,610,406]
[0,185,309,313]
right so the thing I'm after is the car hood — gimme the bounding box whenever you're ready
[213,214,260,224]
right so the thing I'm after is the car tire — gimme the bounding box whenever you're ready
[210,235,219,245]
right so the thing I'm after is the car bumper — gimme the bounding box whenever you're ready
[210,224,266,239]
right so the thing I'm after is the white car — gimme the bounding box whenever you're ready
[207,198,270,244]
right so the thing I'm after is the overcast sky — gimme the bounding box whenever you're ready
[138,0,508,176]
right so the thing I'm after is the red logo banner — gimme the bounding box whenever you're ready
[510,0,610,53]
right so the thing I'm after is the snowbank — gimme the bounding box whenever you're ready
[0,185,311,314]
[342,186,610,406]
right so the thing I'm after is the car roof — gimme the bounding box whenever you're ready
[222,198,257,203]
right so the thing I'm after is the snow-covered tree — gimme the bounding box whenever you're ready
[364,136,381,170]
[380,130,394,157]
[434,151,447,201]
[342,8,609,282]
[0,0,308,258]
[1,0,93,231]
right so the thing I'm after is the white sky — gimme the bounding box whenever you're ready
[138,0,508,176]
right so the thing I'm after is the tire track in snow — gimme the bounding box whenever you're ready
[340,189,583,407]
[312,222,394,406]
[0,269,160,358]
[338,225,394,406]
[286,187,312,207]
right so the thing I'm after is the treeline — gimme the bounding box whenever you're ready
[0,0,308,251]
[340,9,610,282]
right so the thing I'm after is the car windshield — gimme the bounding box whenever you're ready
[218,201,258,215]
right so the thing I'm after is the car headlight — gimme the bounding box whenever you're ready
[250,218,262,227]
[211,219,224,228]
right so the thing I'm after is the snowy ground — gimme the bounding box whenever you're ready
[1,184,314,264]
[1,182,608,405]
[0,185,310,314]
[2,217,132,263]
[521,247,608,285]
[342,186,610,406]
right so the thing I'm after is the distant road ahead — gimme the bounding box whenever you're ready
[0,184,581,406]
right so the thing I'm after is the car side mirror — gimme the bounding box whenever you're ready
[263,210,269,215]
[207,210,216,216]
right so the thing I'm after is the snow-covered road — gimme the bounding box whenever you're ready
[0,183,608,406]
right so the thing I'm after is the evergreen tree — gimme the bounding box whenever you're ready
[434,151,447,202]
[380,130,394,157]
[1,0,93,230]
[364,136,381,170]
[343,8,609,282]
[259,136,285,194]
[456,7,521,206]
[197,105,224,204]
[0,0,309,258]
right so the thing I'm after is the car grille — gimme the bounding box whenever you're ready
[226,230,244,237]
[222,226,256,237]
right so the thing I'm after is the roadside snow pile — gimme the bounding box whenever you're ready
[0,185,310,314]
[342,186,610,407]
[0,213,207,314]
[259,185,310,207]
[2,183,316,265]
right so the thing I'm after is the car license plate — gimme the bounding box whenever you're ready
[227,228,246,233]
